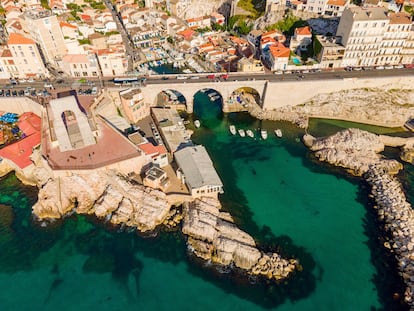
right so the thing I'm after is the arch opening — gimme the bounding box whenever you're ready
[192,88,224,128]
[154,89,187,111]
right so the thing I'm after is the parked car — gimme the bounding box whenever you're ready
[176,75,188,80]
[18,90,24,96]
[353,67,363,71]
[91,87,98,95]
[44,82,53,89]
[0,90,4,96]
[190,76,200,79]
[274,71,283,75]
[24,89,30,96]
[220,74,229,80]
[384,65,394,70]
[394,64,404,69]
[375,66,385,70]
[345,66,353,71]
[5,90,11,96]
[28,77,34,83]
[161,76,169,80]
[207,74,215,79]
[404,63,414,69]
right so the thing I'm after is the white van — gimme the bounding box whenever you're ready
[91,87,98,95]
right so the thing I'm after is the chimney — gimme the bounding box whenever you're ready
[367,11,372,18]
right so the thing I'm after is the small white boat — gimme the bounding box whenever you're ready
[246,129,254,138]
[194,120,201,128]
[238,129,246,137]
[275,129,283,138]
[229,125,236,135]
[261,129,268,140]
[210,95,220,101]
[200,88,208,93]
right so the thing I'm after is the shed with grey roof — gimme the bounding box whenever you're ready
[174,145,223,198]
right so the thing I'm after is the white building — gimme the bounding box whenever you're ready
[337,6,413,67]
[61,54,101,77]
[20,9,67,66]
[96,49,128,77]
[174,145,223,198]
[7,33,48,78]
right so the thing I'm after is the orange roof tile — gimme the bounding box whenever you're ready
[296,26,311,36]
[7,33,35,45]
[269,43,290,58]
[389,12,412,24]
[326,0,346,6]
[17,112,41,136]
[177,28,195,39]
[0,131,41,168]
[60,21,77,29]
[138,143,167,157]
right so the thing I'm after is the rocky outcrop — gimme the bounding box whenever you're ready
[306,129,414,306]
[256,88,414,128]
[304,128,402,176]
[32,171,171,232]
[182,197,297,280]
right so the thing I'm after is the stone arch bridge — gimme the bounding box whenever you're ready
[139,75,414,113]
[140,80,268,113]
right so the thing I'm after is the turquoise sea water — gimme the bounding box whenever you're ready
[0,93,409,310]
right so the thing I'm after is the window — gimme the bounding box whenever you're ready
[83,72,88,76]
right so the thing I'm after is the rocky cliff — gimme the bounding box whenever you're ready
[32,170,171,232]
[257,87,414,129]
[182,197,298,280]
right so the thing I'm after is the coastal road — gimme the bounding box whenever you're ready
[3,67,414,92]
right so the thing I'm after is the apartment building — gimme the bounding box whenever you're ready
[401,24,414,65]
[96,49,128,77]
[61,54,101,77]
[119,88,149,124]
[20,10,67,66]
[305,0,349,17]
[337,6,413,67]
[7,33,48,78]
[313,35,345,68]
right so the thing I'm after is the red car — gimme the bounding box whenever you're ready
[404,63,414,69]
[207,74,215,79]
[220,74,229,80]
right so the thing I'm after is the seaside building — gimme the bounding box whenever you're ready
[151,107,193,154]
[313,35,346,69]
[7,33,49,79]
[119,88,149,123]
[143,165,170,191]
[174,145,223,198]
[336,6,414,67]
[20,9,67,66]
[264,42,290,71]
[289,26,312,55]
[237,57,264,72]
[61,54,101,78]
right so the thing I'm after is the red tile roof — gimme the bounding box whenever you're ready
[138,142,167,157]
[177,28,195,40]
[296,26,311,36]
[17,112,41,136]
[7,33,35,45]
[60,21,77,29]
[269,43,290,58]
[0,131,40,168]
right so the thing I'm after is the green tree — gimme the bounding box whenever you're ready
[237,20,252,35]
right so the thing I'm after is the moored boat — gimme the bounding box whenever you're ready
[210,95,220,101]
[238,129,246,137]
[229,125,236,135]
[246,129,254,138]
[275,129,283,138]
[194,120,201,128]
[261,129,268,140]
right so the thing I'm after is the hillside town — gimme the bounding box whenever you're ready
[0,0,412,82]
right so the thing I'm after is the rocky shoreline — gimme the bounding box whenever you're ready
[32,170,298,283]
[304,128,414,306]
